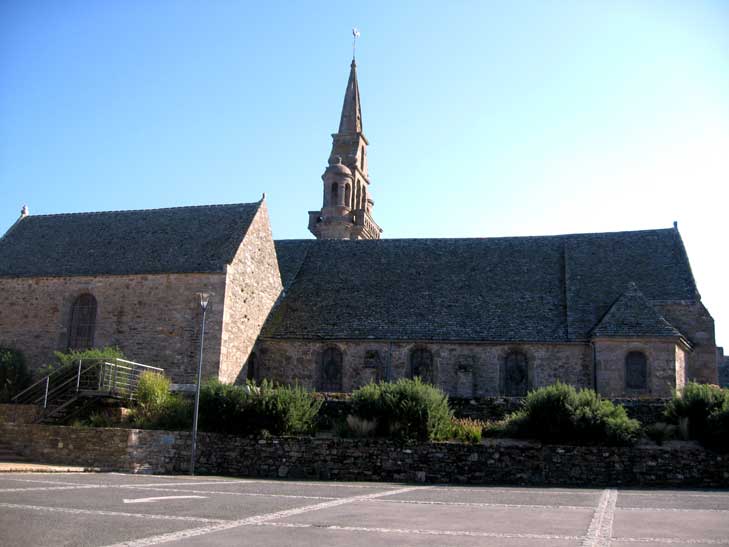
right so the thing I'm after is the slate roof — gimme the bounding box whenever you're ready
[591,282,685,339]
[263,228,698,343]
[0,202,261,277]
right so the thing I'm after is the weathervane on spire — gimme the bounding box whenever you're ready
[352,27,360,61]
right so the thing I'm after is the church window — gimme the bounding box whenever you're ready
[68,293,97,350]
[361,187,367,209]
[331,182,338,204]
[320,347,343,392]
[502,351,528,397]
[345,183,351,208]
[409,348,434,384]
[355,182,361,210]
[625,351,648,390]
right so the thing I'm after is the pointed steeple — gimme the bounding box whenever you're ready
[338,60,362,134]
[307,56,381,240]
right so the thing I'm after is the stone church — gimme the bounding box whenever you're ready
[0,59,718,398]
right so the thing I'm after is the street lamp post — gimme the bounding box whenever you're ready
[190,292,210,476]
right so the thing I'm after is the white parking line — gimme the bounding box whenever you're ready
[582,489,618,547]
[0,502,228,524]
[102,485,427,547]
[0,484,103,493]
[612,537,729,544]
[121,485,337,501]
[123,495,208,504]
[373,498,594,511]
[256,521,585,541]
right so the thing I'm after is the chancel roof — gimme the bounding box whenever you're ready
[264,228,698,343]
[0,202,261,277]
[591,282,686,339]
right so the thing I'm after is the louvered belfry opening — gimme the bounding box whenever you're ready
[68,293,97,350]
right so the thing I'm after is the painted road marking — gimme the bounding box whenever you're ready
[256,521,585,541]
[373,498,593,511]
[0,484,103,493]
[122,485,337,501]
[123,495,208,504]
[0,502,227,524]
[582,489,618,547]
[102,485,426,547]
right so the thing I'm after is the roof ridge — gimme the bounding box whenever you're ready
[274,227,676,244]
[23,202,259,219]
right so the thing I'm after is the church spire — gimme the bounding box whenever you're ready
[338,59,362,134]
[307,49,382,241]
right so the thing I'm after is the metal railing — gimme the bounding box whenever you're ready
[10,358,164,421]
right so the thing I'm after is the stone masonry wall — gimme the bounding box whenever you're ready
[594,339,682,398]
[2,424,728,487]
[657,301,718,384]
[219,201,283,383]
[256,339,592,396]
[0,272,226,383]
[0,404,40,424]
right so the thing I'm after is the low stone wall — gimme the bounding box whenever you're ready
[2,423,728,487]
[0,404,41,424]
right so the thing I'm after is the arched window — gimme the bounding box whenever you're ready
[502,351,528,397]
[246,352,257,382]
[331,182,338,205]
[68,293,97,350]
[354,182,361,211]
[361,187,367,210]
[625,351,648,390]
[345,183,351,208]
[409,348,434,384]
[320,347,343,392]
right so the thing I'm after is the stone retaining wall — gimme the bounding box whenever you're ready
[1,424,727,486]
[0,404,41,424]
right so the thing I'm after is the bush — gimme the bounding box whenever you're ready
[350,378,453,442]
[704,401,729,453]
[35,346,126,380]
[337,415,377,438]
[0,348,32,403]
[665,382,729,440]
[501,382,640,446]
[198,379,322,437]
[450,417,483,444]
[142,395,193,431]
[644,422,677,446]
[135,371,171,421]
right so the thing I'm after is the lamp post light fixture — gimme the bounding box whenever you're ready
[190,291,211,476]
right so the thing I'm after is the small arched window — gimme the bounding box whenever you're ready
[625,351,648,390]
[68,293,97,350]
[320,347,343,392]
[502,351,528,397]
[354,182,361,211]
[409,348,434,384]
[331,182,339,204]
[345,183,351,208]
[361,187,367,210]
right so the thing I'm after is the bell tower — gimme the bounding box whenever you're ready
[308,58,382,240]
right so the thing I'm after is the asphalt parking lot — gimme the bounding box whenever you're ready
[1,472,728,546]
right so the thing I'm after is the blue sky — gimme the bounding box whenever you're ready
[1,1,728,347]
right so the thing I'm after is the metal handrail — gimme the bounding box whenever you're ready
[116,358,163,372]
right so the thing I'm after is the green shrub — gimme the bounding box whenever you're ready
[501,382,640,446]
[198,379,322,437]
[0,348,31,403]
[350,378,453,442]
[450,417,483,444]
[644,422,677,446]
[704,401,729,453]
[35,346,126,380]
[665,382,729,440]
[135,371,171,420]
[337,415,378,438]
[143,395,193,431]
